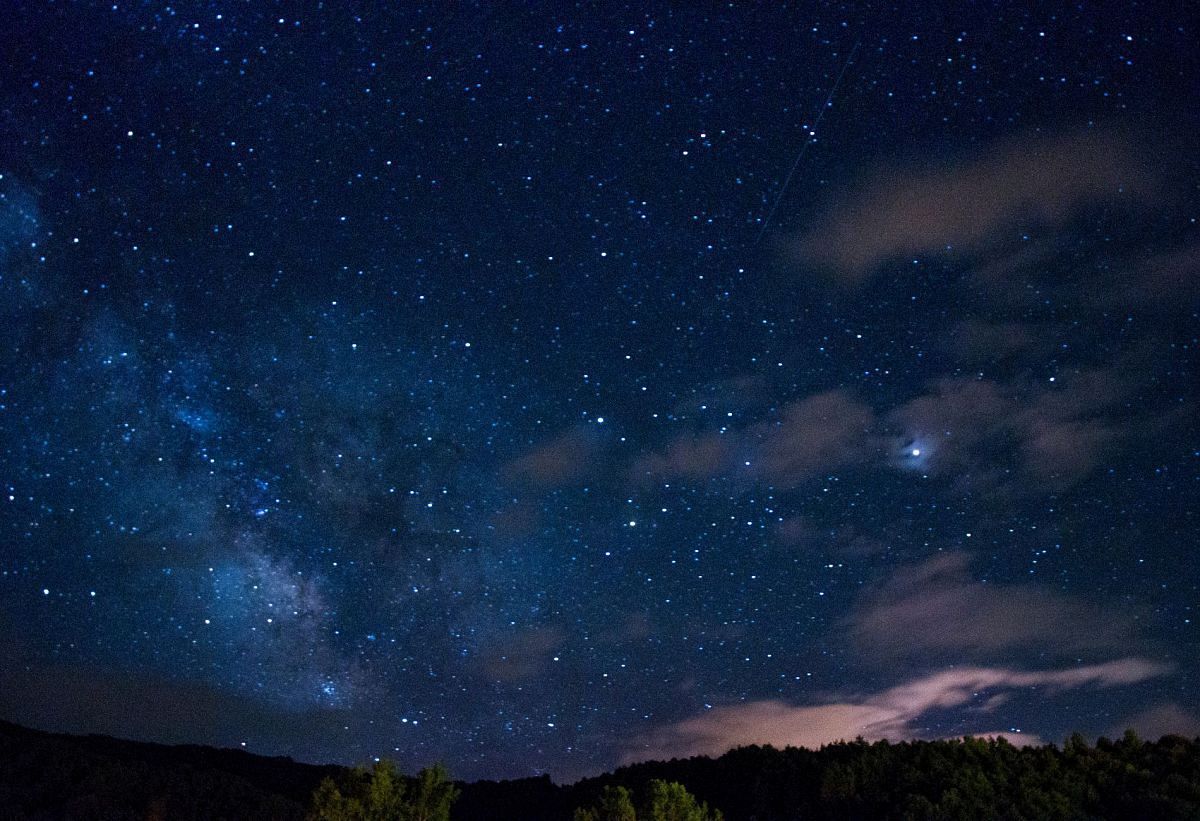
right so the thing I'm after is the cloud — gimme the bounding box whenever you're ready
[886,378,1014,490]
[640,358,1149,498]
[1114,703,1200,740]
[843,553,1142,663]
[747,391,875,487]
[1090,239,1200,314]
[480,626,565,684]
[775,516,817,546]
[775,518,887,557]
[1019,417,1115,485]
[791,128,1154,283]
[596,611,654,646]
[887,368,1127,492]
[959,232,1200,319]
[636,365,1136,496]
[947,319,1053,366]
[623,658,1169,763]
[627,700,893,763]
[632,433,732,483]
[504,428,600,488]
[633,390,874,487]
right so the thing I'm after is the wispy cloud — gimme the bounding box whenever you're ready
[790,127,1155,283]
[634,364,1135,496]
[623,658,1170,763]
[747,391,875,487]
[632,433,732,483]
[504,427,601,488]
[1114,703,1200,740]
[1087,239,1200,314]
[479,625,566,684]
[887,367,1131,493]
[843,552,1144,663]
[632,390,874,488]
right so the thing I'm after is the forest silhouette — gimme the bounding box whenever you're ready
[2,719,1200,819]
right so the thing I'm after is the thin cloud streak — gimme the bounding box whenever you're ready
[623,658,1170,764]
[632,390,874,488]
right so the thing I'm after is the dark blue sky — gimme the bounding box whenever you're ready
[0,1,1197,782]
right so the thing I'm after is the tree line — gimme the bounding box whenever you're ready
[307,763,720,821]
[3,719,1200,819]
[373,730,1200,820]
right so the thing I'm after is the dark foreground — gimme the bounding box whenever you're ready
[2,720,1199,819]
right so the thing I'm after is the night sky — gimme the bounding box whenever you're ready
[1,2,1197,783]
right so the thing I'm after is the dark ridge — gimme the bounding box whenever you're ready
[0,719,337,819]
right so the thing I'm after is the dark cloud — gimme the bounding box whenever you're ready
[1088,239,1200,314]
[947,319,1055,366]
[775,516,816,546]
[631,433,732,483]
[775,519,888,557]
[504,428,601,488]
[638,363,1150,498]
[633,390,874,488]
[479,626,565,684]
[1114,703,1200,740]
[595,612,654,646]
[1020,417,1115,486]
[843,553,1145,663]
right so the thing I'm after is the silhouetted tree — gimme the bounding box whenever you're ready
[574,784,637,821]
[642,779,723,821]
[308,760,406,820]
[407,762,460,821]
[573,780,722,821]
[307,760,457,821]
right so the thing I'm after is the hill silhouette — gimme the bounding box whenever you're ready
[2,719,1199,819]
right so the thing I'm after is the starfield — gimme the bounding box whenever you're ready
[0,3,1196,817]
